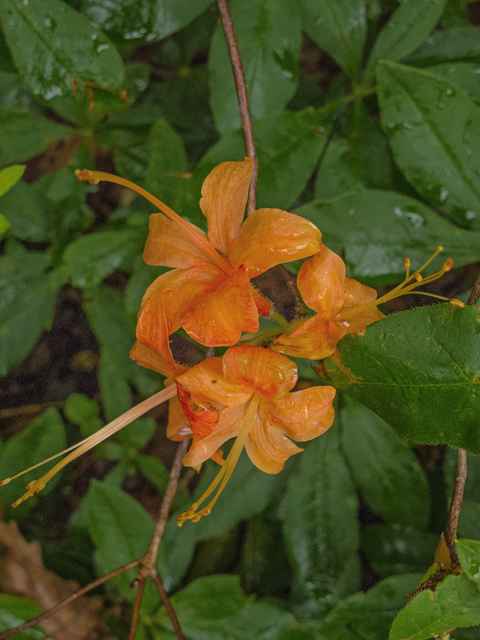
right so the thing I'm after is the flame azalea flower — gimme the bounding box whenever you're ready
[77,158,322,349]
[171,345,336,525]
[274,244,463,361]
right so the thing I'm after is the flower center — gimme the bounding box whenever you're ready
[177,391,261,525]
[338,246,464,322]
[75,169,234,276]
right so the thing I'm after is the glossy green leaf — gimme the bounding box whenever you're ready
[83,480,157,608]
[0,0,125,100]
[457,539,480,584]
[364,0,448,79]
[209,0,300,134]
[299,0,366,78]
[428,62,480,104]
[390,573,480,640]
[0,164,24,197]
[377,61,480,229]
[328,574,422,640]
[340,396,430,529]
[0,241,57,377]
[316,305,480,453]
[64,228,147,288]
[295,190,480,286]
[0,108,73,166]
[0,408,66,521]
[0,72,46,113]
[361,524,439,577]
[457,500,480,541]
[0,179,50,242]
[0,595,46,640]
[404,27,480,67]
[146,118,188,212]
[82,0,215,44]
[183,108,328,225]
[283,427,360,612]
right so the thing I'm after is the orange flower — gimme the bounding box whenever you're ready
[77,159,322,350]
[172,345,336,524]
[274,244,462,361]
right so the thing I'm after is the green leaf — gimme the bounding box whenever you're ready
[0,0,125,100]
[377,61,480,229]
[135,454,169,493]
[82,0,215,44]
[403,27,480,67]
[389,573,480,640]
[427,62,480,104]
[0,179,50,242]
[364,0,448,80]
[295,190,480,286]
[0,241,57,377]
[283,427,360,613]
[146,118,188,212]
[327,574,423,640]
[0,595,46,640]
[64,228,147,288]
[299,0,366,79]
[183,108,328,224]
[0,408,66,521]
[0,164,24,197]
[209,0,300,134]
[0,108,73,166]
[316,305,480,454]
[361,524,439,577]
[340,396,430,529]
[65,393,102,438]
[83,481,157,607]
[457,539,480,584]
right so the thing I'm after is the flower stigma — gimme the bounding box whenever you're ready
[178,391,262,526]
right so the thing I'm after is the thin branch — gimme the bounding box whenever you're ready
[217,0,257,214]
[0,560,140,640]
[445,448,467,566]
[153,574,185,640]
[466,271,480,306]
[128,579,145,640]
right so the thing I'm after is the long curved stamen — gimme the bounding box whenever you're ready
[75,169,233,276]
[338,247,464,322]
[178,392,261,526]
[2,385,178,507]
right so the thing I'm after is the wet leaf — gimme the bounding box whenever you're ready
[0,179,50,242]
[404,26,480,67]
[427,62,480,104]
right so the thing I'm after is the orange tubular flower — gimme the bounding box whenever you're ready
[273,245,384,360]
[171,346,336,525]
[137,157,322,348]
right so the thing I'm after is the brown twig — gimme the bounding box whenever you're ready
[128,579,145,640]
[217,0,257,214]
[153,574,185,640]
[466,271,480,306]
[0,560,140,640]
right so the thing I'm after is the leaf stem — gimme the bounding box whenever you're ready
[217,0,257,214]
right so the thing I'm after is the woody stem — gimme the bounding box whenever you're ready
[217,0,257,214]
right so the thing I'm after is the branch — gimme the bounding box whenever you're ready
[217,0,257,214]
[128,579,145,640]
[467,271,480,306]
[153,574,185,640]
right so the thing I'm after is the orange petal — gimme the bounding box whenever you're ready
[245,410,302,474]
[183,405,246,468]
[262,386,335,442]
[129,340,187,379]
[200,158,253,255]
[229,209,322,276]
[297,246,346,315]
[143,213,212,269]
[176,382,220,440]
[344,277,378,308]
[167,395,193,441]
[273,314,343,360]
[222,346,297,397]
[182,269,259,346]
[251,286,273,318]
[176,357,252,407]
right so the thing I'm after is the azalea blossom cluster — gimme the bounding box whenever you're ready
[1,158,462,524]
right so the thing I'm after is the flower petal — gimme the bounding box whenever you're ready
[229,209,322,276]
[182,269,259,346]
[273,314,343,360]
[245,410,302,474]
[129,339,187,379]
[297,245,346,315]
[167,394,193,441]
[200,158,253,255]
[176,382,220,440]
[262,386,335,442]
[143,213,212,269]
[222,346,297,397]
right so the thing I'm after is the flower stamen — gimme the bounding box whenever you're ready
[178,392,261,526]
[75,169,234,276]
